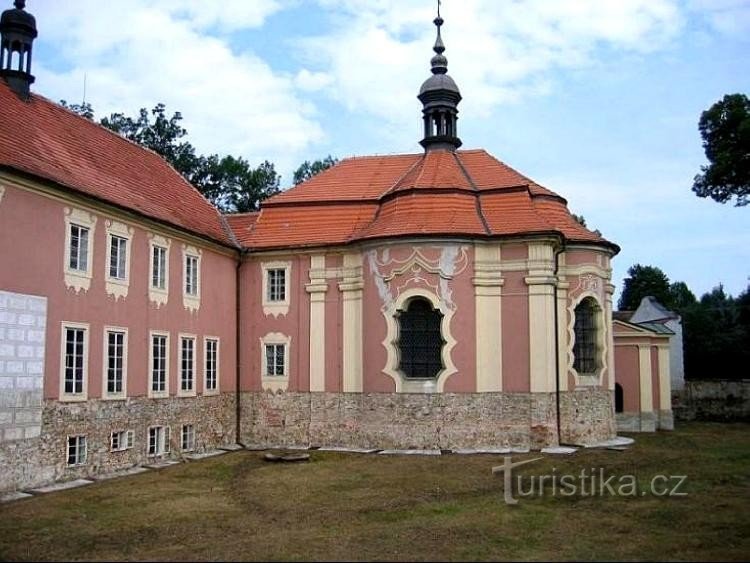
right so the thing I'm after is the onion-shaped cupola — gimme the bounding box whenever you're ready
[418,4,462,152]
[0,0,37,99]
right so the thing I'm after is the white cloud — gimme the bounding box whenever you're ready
[688,0,750,35]
[30,0,321,179]
[300,0,685,129]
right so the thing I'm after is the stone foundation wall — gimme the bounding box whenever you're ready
[240,390,616,450]
[674,380,750,422]
[559,388,617,445]
[0,394,236,492]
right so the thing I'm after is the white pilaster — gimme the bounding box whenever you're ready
[306,254,328,393]
[658,345,671,411]
[473,243,504,392]
[339,252,363,392]
[638,344,653,414]
[526,243,557,393]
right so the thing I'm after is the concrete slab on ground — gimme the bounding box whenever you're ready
[379,449,442,456]
[541,446,578,455]
[317,446,381,454]
[143,460,181,469]
[0,491,33,503]
[29,479,93,494]
[453,448,512,455]
[218,444,244,451]
[93,467,150,481]
[184,450,227,461]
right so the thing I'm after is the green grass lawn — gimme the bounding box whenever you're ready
[1,422,748,561]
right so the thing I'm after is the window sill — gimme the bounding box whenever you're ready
[399,378,440,394]
[262,376,289,393]
[60,394,88,403]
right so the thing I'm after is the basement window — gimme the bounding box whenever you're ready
[67,435,87,466]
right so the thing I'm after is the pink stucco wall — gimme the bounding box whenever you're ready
[238,254,310,392]
[502,270,530,392]
[614,345,641,412]
[0,183,237,400]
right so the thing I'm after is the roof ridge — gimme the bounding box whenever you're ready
[30,91,228,220]
[453,151,491,235]
[381,154,425,197]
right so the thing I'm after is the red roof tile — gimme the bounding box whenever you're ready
[229,147,615,251]
[0,81,233,246]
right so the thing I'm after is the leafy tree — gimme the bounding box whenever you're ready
[59,100,94,120]
[669,281,697,312]
[65,102,280,213]
[692,93,750,206]
[617,264,673,310]
[293,155,338,185]
[682,284,749,379]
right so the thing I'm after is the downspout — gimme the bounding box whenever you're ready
[235,251,246,447]
[553,243,565,445]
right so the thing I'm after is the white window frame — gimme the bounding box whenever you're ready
[181,424,195,452]
[148,233,171,307]
[104,219,134,299]
[148,331,170,399]
[261,260,291,317]
[182,244,202,312]
[102,326,128,400]
[203,337,220,395]
[178,333,197,397]
[67,435,87,466]
[147,425,171,456]
[260,332,290,392]
[110,430,134,452]
[60,321,89,402]
[63,207,96,293]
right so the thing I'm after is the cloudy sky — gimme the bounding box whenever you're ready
[26,0,750,300]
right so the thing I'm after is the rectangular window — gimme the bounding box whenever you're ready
[152,245,167,290]
[64,326,86,395]
[151,334,168,394]
[69,224,89,271]
[185,255,198,296]
[147,426,170,456]
[67,435,87,466]
[180,336,195,393]
[265,344,285,376]
[105,330,126,396]
[109,235,128,279]
[267,269,286,302]
[111,430,134,452]
[205,338,218,392]
[181,424,195,452]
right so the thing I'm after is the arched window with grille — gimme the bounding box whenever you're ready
[573,297,600,375]
[396,298,445,379]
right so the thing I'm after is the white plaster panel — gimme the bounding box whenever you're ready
[0,290,47,443]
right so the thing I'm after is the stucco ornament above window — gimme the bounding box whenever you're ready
[381,288,457,393]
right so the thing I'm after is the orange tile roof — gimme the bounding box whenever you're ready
[0,81,234,247]
[230,148,616,251]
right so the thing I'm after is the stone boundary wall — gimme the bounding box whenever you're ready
[0,394,236,492]
[0,290,46,443]
[674,380,750,422]
[241,390,616,450]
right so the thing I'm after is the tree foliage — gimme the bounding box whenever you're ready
[618,264,673,310]
[62,101,281,213]
[692,93,750,206]
[293,155,338,185]
[681,284,750,379]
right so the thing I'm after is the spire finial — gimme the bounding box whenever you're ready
[430,0,447,74]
